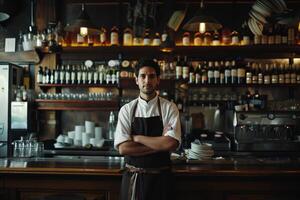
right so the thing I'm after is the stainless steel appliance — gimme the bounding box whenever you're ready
[0,63,23,157]
[233,111,300,151]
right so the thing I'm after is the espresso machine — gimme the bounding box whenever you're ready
[0,63,24,157]
[233,111,300,152]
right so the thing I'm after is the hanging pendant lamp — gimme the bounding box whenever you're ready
[64,4,100,35]
[183,0,222,33]
[0,0,19,22]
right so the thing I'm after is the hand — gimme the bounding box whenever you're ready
[132,135,141,143]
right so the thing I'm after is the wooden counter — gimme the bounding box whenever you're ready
[0,157,300,200]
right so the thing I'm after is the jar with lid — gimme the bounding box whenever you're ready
[182,32,190,46]
[152,32,161,46]
[194,32,202,46]
[123,28,133,46]
[203,31,212,45]
[100,27,108,46]
[212,30,220,45]
[231,30,240,45]
[110,26,119,46]
[143,29,151,46]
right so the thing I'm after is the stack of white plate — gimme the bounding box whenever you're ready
[187,140,214,160]
[248,0,287,35]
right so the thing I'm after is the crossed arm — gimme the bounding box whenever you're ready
[118,135,178,156]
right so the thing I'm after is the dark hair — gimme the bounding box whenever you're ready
[134,59,160,77]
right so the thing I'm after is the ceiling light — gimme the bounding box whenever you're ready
[183,0,222,33]
[64,4,100,36]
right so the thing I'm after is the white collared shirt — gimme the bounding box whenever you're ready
[114,95,181,149]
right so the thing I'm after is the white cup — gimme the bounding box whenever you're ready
[95,127,103,140]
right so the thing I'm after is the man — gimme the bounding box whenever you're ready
[114,59,181,200]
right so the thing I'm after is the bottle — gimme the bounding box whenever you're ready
[88,66,93,84]
[111,66,117,84]
[99,65,105,84]
[203,32,212,45]
[76,32,85,45]
[82,66,87,84]
[143,29,151,46]
[288,27,295,45]
[108,111,116,140]
[110,26,119,46]
[212,30,220,46]
[251,63,258,84]
[271,63,279,84]
[152,32,161,46]
[87,35,94,46]
[274,24,282,44]
[219,61,225,84]
[93,66,99,84]
[77,65,82,84]
[214,61,220,84]
[37,66,43,84]
[237,61,246,84]
[182,56,189,80]
[175,93,183,112]
[284,63,291,84]
[17,31,24,51]
[175,56,182,80]
[296,64,300,84]
[194,32,202,46]
[257,63,264,84]
[231,31,240,45]
[65,65,71,84]
[224,61,231,84]
[123,28,133,46]
[278,63,285,84]
[42,66,48,84]
[267,24,275,45]
[161,28,168,42]
[71,65,76,84]
[59,65,65,84]
[106,65,112,84]
[54,65,60,84]
[201,61,208,84]
[207,61,214,84]
[231,60,237,84]
[188,62,195,84]
[100,27,108,46]
[182,32,190,46]
[263,64,271,84]
[195,64,201,84]
[245,62,252,84]
[50,69,54,84]
[281,25,288,44]
[290,63,297,84]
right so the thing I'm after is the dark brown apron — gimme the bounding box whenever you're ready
[120,98,174,200]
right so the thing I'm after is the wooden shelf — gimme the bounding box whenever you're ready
[187,83,300,88]
[0,50,41,64]
[35,99,119,111]
[38,83,118,88]
[60,45,300,60]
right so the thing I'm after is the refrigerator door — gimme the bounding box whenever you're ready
[0,64,9,141]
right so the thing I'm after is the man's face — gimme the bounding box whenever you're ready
[135,66,160,97]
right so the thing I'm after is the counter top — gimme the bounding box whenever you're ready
[1,156,300,177]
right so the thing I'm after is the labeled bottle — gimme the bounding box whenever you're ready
[219,61,225,84]
[108,111,116,140]
[182,56,189,80]
[201,61,208,84]
[271,63,279,84]
[123,28,133,46]
[207,61,214,84]
[189,62,195,84]
[152,32,161,46]
[214,61,220,84]
[194,32,202,46]
[71,65,76,84]
[267,24,275,45]
[290,63,297,84]
[143,29,151,46]
[245,62,252,84]
[100,27,108,46]
[42,66,48,84]
[59,65,65,84]
[182,32,190,46]
[195,64,201,84]
[88,67,93,84]
[99,65,105,84]
[231,60,237,84]
[203,32,212,45]
[284,63,291,84]
[231,31,240,45]
[224,61,231,84]
[77,65,82,84]
[37,66,43,84]
[93,66,99,84]
[50,69,54,84]
[278,63,285,84]
[257,63,264,84]
[110,26,119,46]
[82,66,87,84]
[161,28,168,42]
[175,56,183,80]
[263,64,271,84]
[251,63,258,84]
[237,61,246,84]
[65,64,71,84]
[212,30,220,46]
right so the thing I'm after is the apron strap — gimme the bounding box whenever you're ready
[131,96,163,123]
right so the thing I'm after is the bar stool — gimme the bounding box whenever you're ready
[43,194,86,200]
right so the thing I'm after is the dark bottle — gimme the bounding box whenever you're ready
[278,63,285,84]
[267,24,275,45]
[231,60,237,84]
[176,56,183,80]
[219,61,225,84]
[54,65,60,84]
[263,64,271,84]
[214,61,220,84]
[257,63,264,84]
[59,65,65,84]
[290,63,297,84]
[252,63,258,84]
[188,62,195,84]
[37,66,43,84]
[71,65,77,84]
[201,61,208,84]
[182,56,189,80]
[237,60,246,84]
[65,65,71,84]
[207,61,214,84]
[284,63,291,84]
[271,63,279,84]
[175,93,183,112]
[296,64,300,84]
[245,62,252,84]
[195,64,201,84]
[224,61,231,84]
[43,66,48,84]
